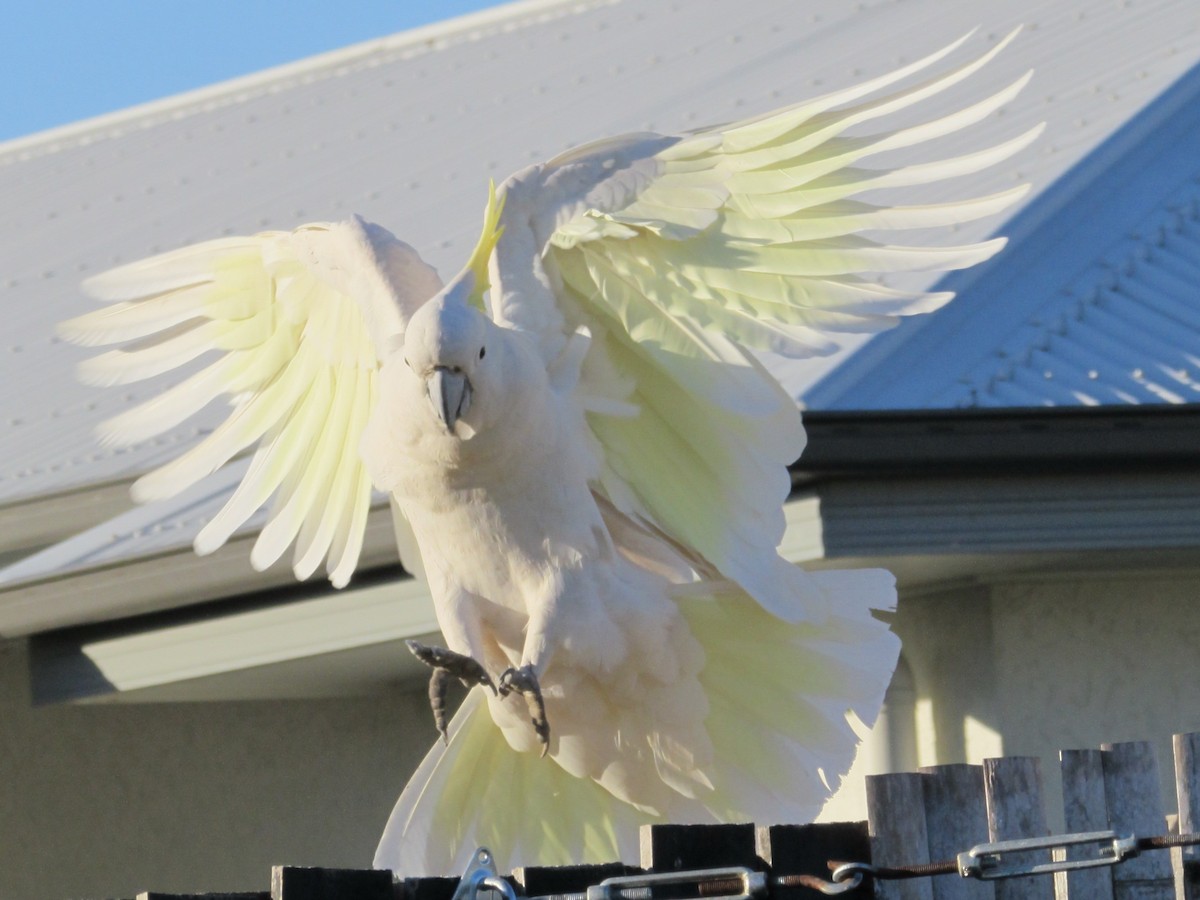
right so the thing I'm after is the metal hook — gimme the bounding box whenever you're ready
[482,875,518,900]
[818,862,871,895]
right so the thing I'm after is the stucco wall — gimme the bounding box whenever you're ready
[889,568,1200,830]
[990,570,1200,825]
[0,639,432,900]
[8,568,1200,897]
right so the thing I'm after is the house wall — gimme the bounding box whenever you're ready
[8,568,1200,898]
[883,567,1200,830]
[0,639,432,900]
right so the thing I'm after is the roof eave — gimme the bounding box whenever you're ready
[793,403,1200,484]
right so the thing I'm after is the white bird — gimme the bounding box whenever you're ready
[59,30,1037,875]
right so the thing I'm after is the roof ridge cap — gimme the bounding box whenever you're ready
[0,0,618,165]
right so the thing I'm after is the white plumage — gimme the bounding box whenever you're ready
[59,30,1036,875]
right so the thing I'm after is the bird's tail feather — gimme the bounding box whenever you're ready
[374,569,898,877]
[374,690,654,875]
[686,569,899,824]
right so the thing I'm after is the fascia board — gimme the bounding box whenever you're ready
[0,503,402,638]
[31,575,439,704]
[817,470,1200,558]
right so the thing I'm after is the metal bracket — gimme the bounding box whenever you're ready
[453,847,517,900]
[958,830,1140,880]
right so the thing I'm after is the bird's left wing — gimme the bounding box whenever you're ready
[489,30,1038,619]
[59,218,441,587]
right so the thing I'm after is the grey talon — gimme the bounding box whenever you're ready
[406,640,497,739]
[428,667,451,744]
[406,640,496,692]
[499,665,550,757]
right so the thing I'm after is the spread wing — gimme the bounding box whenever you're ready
[488,29,1039,618]
[58,217,442,587]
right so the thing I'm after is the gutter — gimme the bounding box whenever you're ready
[792,404,1200,484]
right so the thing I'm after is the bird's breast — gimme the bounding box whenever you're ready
[399,453,598,597]
[386,417,600,615]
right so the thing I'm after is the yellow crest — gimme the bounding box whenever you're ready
[464,180,506,309]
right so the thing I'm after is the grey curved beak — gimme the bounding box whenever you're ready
[427,366,472,431]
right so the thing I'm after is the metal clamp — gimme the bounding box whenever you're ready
[958,831,1140,881]
[586,866,767,900]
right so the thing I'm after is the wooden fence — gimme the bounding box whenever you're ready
[865,735,1199,900]
[109,732,1200,900]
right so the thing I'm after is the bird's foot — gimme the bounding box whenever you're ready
[499,665,550,757]
[406,640,496,744]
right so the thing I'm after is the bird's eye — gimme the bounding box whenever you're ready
[404,357,411,369]
[479,346,486,359]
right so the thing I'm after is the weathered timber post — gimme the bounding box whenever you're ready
[1174,733,1200,900]
[983,757,1052,900]
[920,765,993,900]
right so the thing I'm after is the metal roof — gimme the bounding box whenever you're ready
[8,0,1200,507]
[809,55,1200,410]
[4,0,1200,633]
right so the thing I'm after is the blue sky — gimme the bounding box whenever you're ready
[2,1,506,142]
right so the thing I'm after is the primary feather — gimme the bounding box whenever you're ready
[59,31,1035,875]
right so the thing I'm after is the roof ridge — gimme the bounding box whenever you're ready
[0,0,619,166]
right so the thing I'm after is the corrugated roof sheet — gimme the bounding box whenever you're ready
[810,54,1200,410]
[7,0,1200,507]
[4,0,1200,609]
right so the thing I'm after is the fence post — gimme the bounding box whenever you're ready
[513,863,634,898]
[983,757,1053,900]
[920,765,993,900]
[1059,748,1115,900]
[639,823,758,871]
[867,772,934,900]
[270,866,393,900]
[1174,733,1200,900]
[757,822,872,900]
[1097,742,1173,900]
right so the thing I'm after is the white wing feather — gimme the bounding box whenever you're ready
[488,30,1036,619]
[59,218,441,587]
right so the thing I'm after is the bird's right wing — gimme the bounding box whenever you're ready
[59,218,442,587]
[489,29,1037,620]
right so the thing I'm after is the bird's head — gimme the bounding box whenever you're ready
[403,290,495,433]
[402,179,507,434]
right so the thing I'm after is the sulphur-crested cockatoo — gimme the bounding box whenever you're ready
[60,30,1036,874]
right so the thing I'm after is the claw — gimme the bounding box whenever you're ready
[427,667,451,744]
[499,665,550,757]
[406,640,496,692]
[406,640,497,742]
